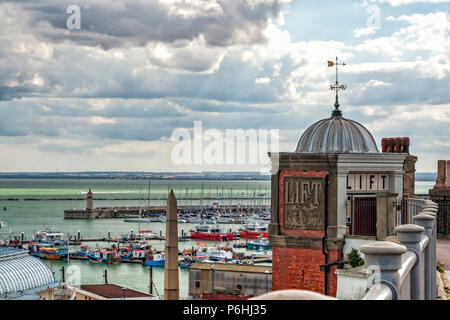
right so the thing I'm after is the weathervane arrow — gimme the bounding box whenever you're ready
[328,56,346,117]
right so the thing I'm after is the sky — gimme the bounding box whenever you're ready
[0,0,449,172]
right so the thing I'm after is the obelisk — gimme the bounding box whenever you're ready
[164,189,179,300]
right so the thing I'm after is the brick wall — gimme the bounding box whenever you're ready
[272,246,339,297]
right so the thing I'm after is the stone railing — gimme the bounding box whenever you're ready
[337,200,438,300]
[405,198,426,224]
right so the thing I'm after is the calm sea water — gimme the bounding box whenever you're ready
[0,178,434,298]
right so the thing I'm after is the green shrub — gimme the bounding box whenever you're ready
[436,261,445,273]
[347,248,364,268]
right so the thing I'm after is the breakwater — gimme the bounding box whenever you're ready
[64,204,269,219]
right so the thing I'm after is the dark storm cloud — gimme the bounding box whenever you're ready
[11,0,282,49]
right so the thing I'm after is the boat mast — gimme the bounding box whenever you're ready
[147,180,151,209]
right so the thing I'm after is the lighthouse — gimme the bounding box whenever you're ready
[86,189,94,211]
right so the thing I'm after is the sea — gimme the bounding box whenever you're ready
[0,179,434,299]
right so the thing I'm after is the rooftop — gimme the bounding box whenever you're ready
[79,284,154,299]
[0,248,56,299]
[295,115,379,154]
[190,262,272,274]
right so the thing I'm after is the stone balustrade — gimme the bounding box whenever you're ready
[337,200,438,300]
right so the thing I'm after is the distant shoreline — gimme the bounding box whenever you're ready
[0,172,271,180]
[0,172,436,182]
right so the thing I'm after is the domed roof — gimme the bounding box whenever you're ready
[0,248,55,295]
[295,115,379,153]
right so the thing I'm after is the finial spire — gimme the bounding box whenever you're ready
[327,56,346,117]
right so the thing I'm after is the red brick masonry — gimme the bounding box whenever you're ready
[272,246,339,296]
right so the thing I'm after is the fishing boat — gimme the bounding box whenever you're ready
[190,225,233,241]
[40,247,69,260]
[194,245,236,262]
[246,238,271,250]
[179,256,194,268]
[32,228,67,246]
[239,222,268,239]
[202,248,234,262]
[87,250,122,264]
[26,242,51,256]
[121,248,147,262]
[74,245,91,257]
[145,252,165,267]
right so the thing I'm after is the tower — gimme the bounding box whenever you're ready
[268,58,408,296]
[86,189,94,211]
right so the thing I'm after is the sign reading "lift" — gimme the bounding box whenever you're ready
[347,173,390,191]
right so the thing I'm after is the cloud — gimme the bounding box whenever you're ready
[375,0,450,6]
[8,0,284,49]
[353,27,377,38]
[0,0,449,172]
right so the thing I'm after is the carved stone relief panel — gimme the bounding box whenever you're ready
[283,177,325,230]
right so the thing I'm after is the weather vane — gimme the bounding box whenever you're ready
[327,57,346,117]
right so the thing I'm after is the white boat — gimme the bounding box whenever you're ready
[186,218,204,224]
[135,230,157,239]
[216,217,234,224]
[195,246,235,262]
[247,238,271,250]
[157,217,187,223]
[250,250,272,259]
[32,228,66,246]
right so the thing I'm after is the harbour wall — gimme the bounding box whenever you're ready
[64,204,269,219]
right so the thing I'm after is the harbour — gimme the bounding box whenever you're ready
[0,178,435,299]
[0,178,276,299]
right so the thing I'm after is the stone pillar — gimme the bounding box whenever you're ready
[360,241,407,300]
[164,190,179,300]
[412,213,434,300]
[446,160,450,188]
[395,224,425,300]
[336,171,349,240]
[403,155,417,198]
[434,160,446,188]
[269,171,280,236]
[376,193,398,240]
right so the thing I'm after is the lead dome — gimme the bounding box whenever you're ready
[295,115,379,153]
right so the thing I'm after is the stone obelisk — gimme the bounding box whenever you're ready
[164,190,179,300]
